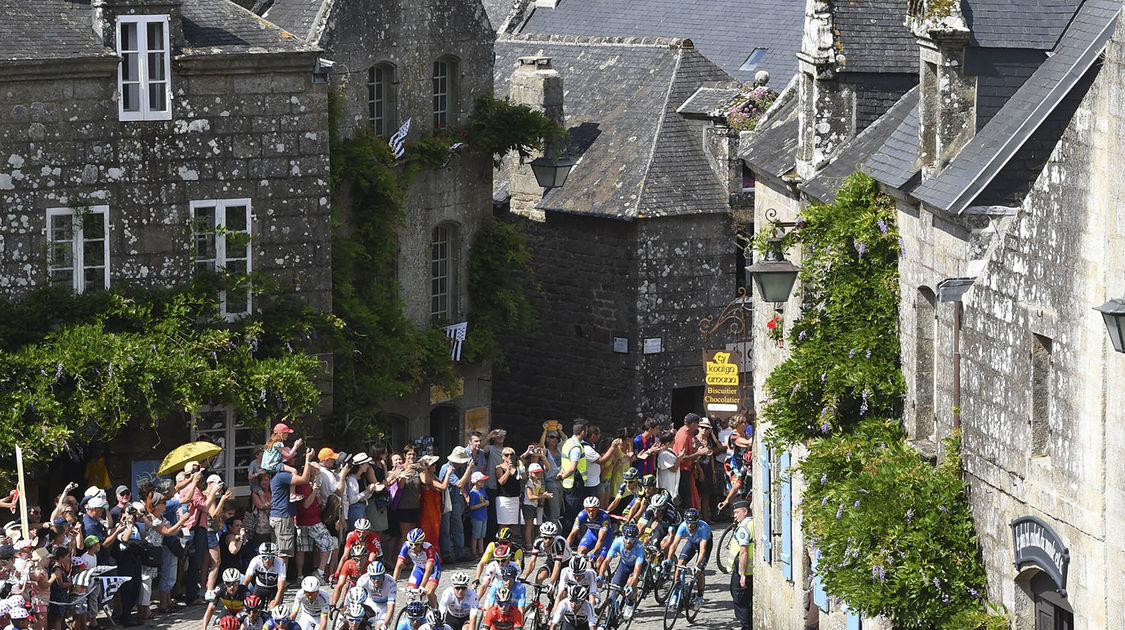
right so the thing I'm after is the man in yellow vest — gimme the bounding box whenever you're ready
[556,419,590,527]
[729,499,753,630]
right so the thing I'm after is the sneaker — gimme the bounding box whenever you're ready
[623,604,633,620]
[315,568,326,582]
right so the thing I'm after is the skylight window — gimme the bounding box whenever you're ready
[740,48,768,72]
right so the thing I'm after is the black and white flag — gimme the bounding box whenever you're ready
[389,118,411,159]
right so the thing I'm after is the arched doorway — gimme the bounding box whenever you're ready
[1019,570,1073,630]
[430,406,460,460]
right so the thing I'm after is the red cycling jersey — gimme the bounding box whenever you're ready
[345,531,383,558]
[482,605,523,630]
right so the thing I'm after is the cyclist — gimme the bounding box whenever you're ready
[420,609,449,630]
[480,587,522,630]
[481,565,526,617]
[566,497,614,569]
[602,523,644,619]
[343,602,373,630]
[337,519,383,576]
[438,571,478,630]
[637,491,679,551]
[202,569,249,630]
[604,469,641,520]
[555,556,598,605]
[717,452,754,511]
[477,543,516,599]
[666,508,711,607]
[548,584,594,630]
[290,576,332,630]
[355,561,396,630]
[332,543,372,607]
[474,528,524,584]
[243,543,288,608]
[395,601,427,630]
[393,528,441,608]
[216,615,240,630]
[240,595,267,630]
[265,605,302,630]
[522,522,572,587]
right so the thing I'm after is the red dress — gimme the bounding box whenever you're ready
[419,485,442,547]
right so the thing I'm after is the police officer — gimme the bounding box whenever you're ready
[557,420,590,526]
[729,499,753,630]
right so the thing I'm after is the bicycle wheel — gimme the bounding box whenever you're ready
[684,576,701,623]
[662,583,681,630]
[652,566,672,605]
[525,605,540,630]
[715,525,735,575]
[596,595,614,630]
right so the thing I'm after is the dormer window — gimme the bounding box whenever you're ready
[117,15,172,121]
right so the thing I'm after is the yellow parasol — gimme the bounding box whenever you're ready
[156,441,223,476]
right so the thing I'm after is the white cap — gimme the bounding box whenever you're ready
[471,472,489,483]
[206,474,224,486]
[86,497,107,509]
[528,463,543,473]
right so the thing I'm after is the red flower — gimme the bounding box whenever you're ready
[767,315,780,330]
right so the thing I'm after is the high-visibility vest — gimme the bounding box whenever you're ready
[560,436,587,490]
[729,516,754,575]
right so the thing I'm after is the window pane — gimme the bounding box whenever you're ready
[119,22,138,52]
[49,243,73,267]
[81,212,104,239]
[146,21,165,52]
[224,206,248,232]
[148,52,165,81]
[195,234,215,261]
[121,51,139,82]
[49,214,74,242]
[194,206,216,232]
[83,267,105,292]
[225,260,247,276]
[148,81,167,112]
[50,268,74,287]
[226,239,247,261]
[225,289,249,315]
[83,241,105,267]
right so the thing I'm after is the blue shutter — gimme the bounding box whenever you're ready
[760,441,771,563]
[779,451,792,580]
[811,549,828,612]
[844,602,861,630]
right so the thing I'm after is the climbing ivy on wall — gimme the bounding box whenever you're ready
[758,173,1007,629]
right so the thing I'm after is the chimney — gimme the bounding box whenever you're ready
[794,0,854,181]
[909,0,974,178]
[92,0,185,50]
[507,56,564,221]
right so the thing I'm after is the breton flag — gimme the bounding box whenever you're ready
[444,322,468,361]
[389,118,411,159]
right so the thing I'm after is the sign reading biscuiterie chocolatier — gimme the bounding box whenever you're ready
[1011,515,1070,596]
[704,349,741,420]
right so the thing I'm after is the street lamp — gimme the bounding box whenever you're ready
[747,233,799,304]
[1094,298,1125,353]
[530,154,575,190]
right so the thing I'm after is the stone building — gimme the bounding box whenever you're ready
[260,0,496,453]
[744,0,1125,627]
[0,0,331,494]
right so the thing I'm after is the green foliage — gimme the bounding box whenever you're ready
[462,221,537,364]
[758,172,1007,628]
[0,283,327,465]
[758,173,905,444]
[466,95,568,167]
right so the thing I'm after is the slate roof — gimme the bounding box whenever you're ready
[182,0,317,54]
[482,0,513,32]
[677,84,744,118]
[263,0,329,42]
[513,0,803,85]
[802,87,919,203]
[860,99,920,189]
[738,87,800,179]
[0,0,107,60]
[912,0,1119,214]
[834,0,917,73]
[495,37,733,219]
[964,0,1082,49]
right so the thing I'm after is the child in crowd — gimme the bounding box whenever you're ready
[260,422,304,475]
[467,472,490,556]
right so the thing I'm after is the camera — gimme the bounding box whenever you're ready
[125,505,138,516]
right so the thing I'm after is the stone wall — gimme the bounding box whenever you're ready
[0,54,331,310]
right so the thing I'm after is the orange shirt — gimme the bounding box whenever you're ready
[482,605,523,630]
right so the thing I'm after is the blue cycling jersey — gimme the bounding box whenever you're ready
[607,538,645,567]
[675,521,712,544]
[483,581,526,608]
[574,509,611,536]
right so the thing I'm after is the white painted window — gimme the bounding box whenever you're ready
[431,223,458,321]
[191,199,252,319]
[46,206,110,293]
[432,58,457,128]
[117,15,172,121]
[192,406,264,497]
[368,63,395,137]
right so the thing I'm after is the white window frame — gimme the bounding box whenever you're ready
[368,64,390,137]
[191,406,265,498]
[46,206,110,293]
[431,223,454,321]
[116,15,173,122]
[190,199,253,319]
[433,59,453,128]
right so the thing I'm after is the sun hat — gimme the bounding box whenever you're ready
[447,446,470,465]
[272,422,294,434]
[351,452,372,466]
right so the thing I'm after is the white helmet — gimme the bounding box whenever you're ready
[583,496,600,509]
[345,586,367,605]
[451,571,470,587]
[272,605,291,620]
[301,575,320,592]
[539,521,559,537]
[222,568,243,585]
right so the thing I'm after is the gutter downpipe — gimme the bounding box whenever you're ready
[937,277,975,434]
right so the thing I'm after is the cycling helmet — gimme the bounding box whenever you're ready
[406,528,426,544]
[244,595,264,611]
[354,518,371,532]
[567,584,589,602]
[425,610,443,628]
[346,587,367,606]
[494,587,513,605]
[222,568,243,585]
[405,601,427,620]
[622,467,639,482]
[497,527,514,542]
[539,521,559,537]
[493,543,513,560]
[301,576,320,592]
[258,542,279,556]
[367,561,386,578]
[621,523,640,539]
[500,564,519,580]
[346,603,367,622]
[349,543,367,558]
[451,571,470,587]
[271,605,290,621]
[640,474,656,488]
[569,556,588,574]
[684,508,700,523]
[219,615,239,630]
[651,492,670,509]
[743,451,753,464]
[583,496,600,509]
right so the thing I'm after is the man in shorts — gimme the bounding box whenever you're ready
[269,448,315,562]
[295,481,335,581]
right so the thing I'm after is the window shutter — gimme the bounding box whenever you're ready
[844,602,861,630]
[760,441,771,563]
[780,451,792,580]
[811,548,828,612]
